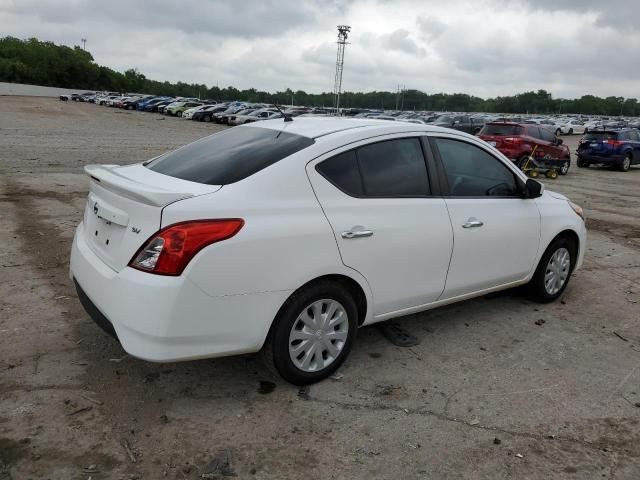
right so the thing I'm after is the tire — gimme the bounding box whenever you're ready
[619,153,632,172]
[177,111,182,117]
[577,157,589,168]
[263,280,358,385]
[203,115,211,122]
[568,128,573,135]
[556,129,562,136]
[584,128,589,133]
[560,158,570,175]
[527,236,576,303]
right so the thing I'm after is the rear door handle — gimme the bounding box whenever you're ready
[462,218,484,229]
[342,229,374,239]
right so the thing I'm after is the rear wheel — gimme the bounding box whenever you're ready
[619,153,632,172]
[556,129,562,136]
[527,236,576,303]
[577,157,589,168]
[568,128,573,135]
[203,115,211,122]
[263,281,358,385]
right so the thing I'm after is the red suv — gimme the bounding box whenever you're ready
[478,122,571,169]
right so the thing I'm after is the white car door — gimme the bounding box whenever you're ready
[306,135,454,317]
[428,135,541,299]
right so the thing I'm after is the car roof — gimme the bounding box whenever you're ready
[245,117,456,139]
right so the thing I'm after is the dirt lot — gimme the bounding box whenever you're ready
[1,96,639,479]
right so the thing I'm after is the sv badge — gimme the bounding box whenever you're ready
[131,227,141,234]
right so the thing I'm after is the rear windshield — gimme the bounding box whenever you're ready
[582,132,617,141]
[480,124,524,136]
[147,127,314,185]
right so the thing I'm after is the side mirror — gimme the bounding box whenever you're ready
[525,178,544,198]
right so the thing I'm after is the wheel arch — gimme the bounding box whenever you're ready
[266,273,370,347]
[549,229,580,261]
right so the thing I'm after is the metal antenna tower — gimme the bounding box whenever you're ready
[81,38,87,50]
[333,25,351,115]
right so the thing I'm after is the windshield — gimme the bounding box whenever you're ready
[147,126,315,185]
[480,124,524,136]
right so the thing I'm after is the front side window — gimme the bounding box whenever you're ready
[434,138,519,197]
[316,138,430,197]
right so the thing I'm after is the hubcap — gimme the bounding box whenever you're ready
[562,162,569,174]
[289,299,349,373]
[623,157,631,170]
[544,247,571,295]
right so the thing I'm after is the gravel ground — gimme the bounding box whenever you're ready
[1,96,639,479]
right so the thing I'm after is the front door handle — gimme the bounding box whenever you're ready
[342,229,374,239]
[462,218,484,228]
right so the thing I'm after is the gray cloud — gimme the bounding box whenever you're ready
[416,16,446,40]
[1,0,640,98]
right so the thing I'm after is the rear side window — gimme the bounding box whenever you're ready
[147,127,314,185]
[629,130,640,141]
[316,138,430,197]
[316,150,363,196]
[480,124,523,136]
[526,126,542,139]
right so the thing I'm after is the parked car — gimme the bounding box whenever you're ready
[478,122,571,174]
[122,96,153,110]
[182,104,211,120]
[149,100,175,113]
[192,105,228,122]
[558,120,586,135]
[228,109,282,126]
[166,101,203,117]
[576,129,640,171]
[70,120,586,385]
[432,115,485,134]
[214,106,253,124]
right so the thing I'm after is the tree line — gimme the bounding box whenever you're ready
[1,36,638,116]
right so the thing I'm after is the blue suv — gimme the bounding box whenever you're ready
[577,129,640,172]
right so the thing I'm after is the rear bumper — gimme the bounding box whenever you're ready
[577,153,623,164]
[70,224,291,362]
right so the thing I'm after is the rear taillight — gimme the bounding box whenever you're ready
[605,140,624,147]
[129,219,244,276]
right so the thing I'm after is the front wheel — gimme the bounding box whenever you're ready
[264,281,358,385]
[527,237,576,303]
[560,159,570,175]
[556,129,562,136]
[568,128,573,135]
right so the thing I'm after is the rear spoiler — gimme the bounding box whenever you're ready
[84,164,195,207]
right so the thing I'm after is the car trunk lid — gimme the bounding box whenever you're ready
[82,163,220,272]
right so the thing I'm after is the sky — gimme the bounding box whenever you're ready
[1,0,639,99]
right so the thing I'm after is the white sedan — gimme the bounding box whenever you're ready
[558,120,587,135]
[70,119,586,384]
